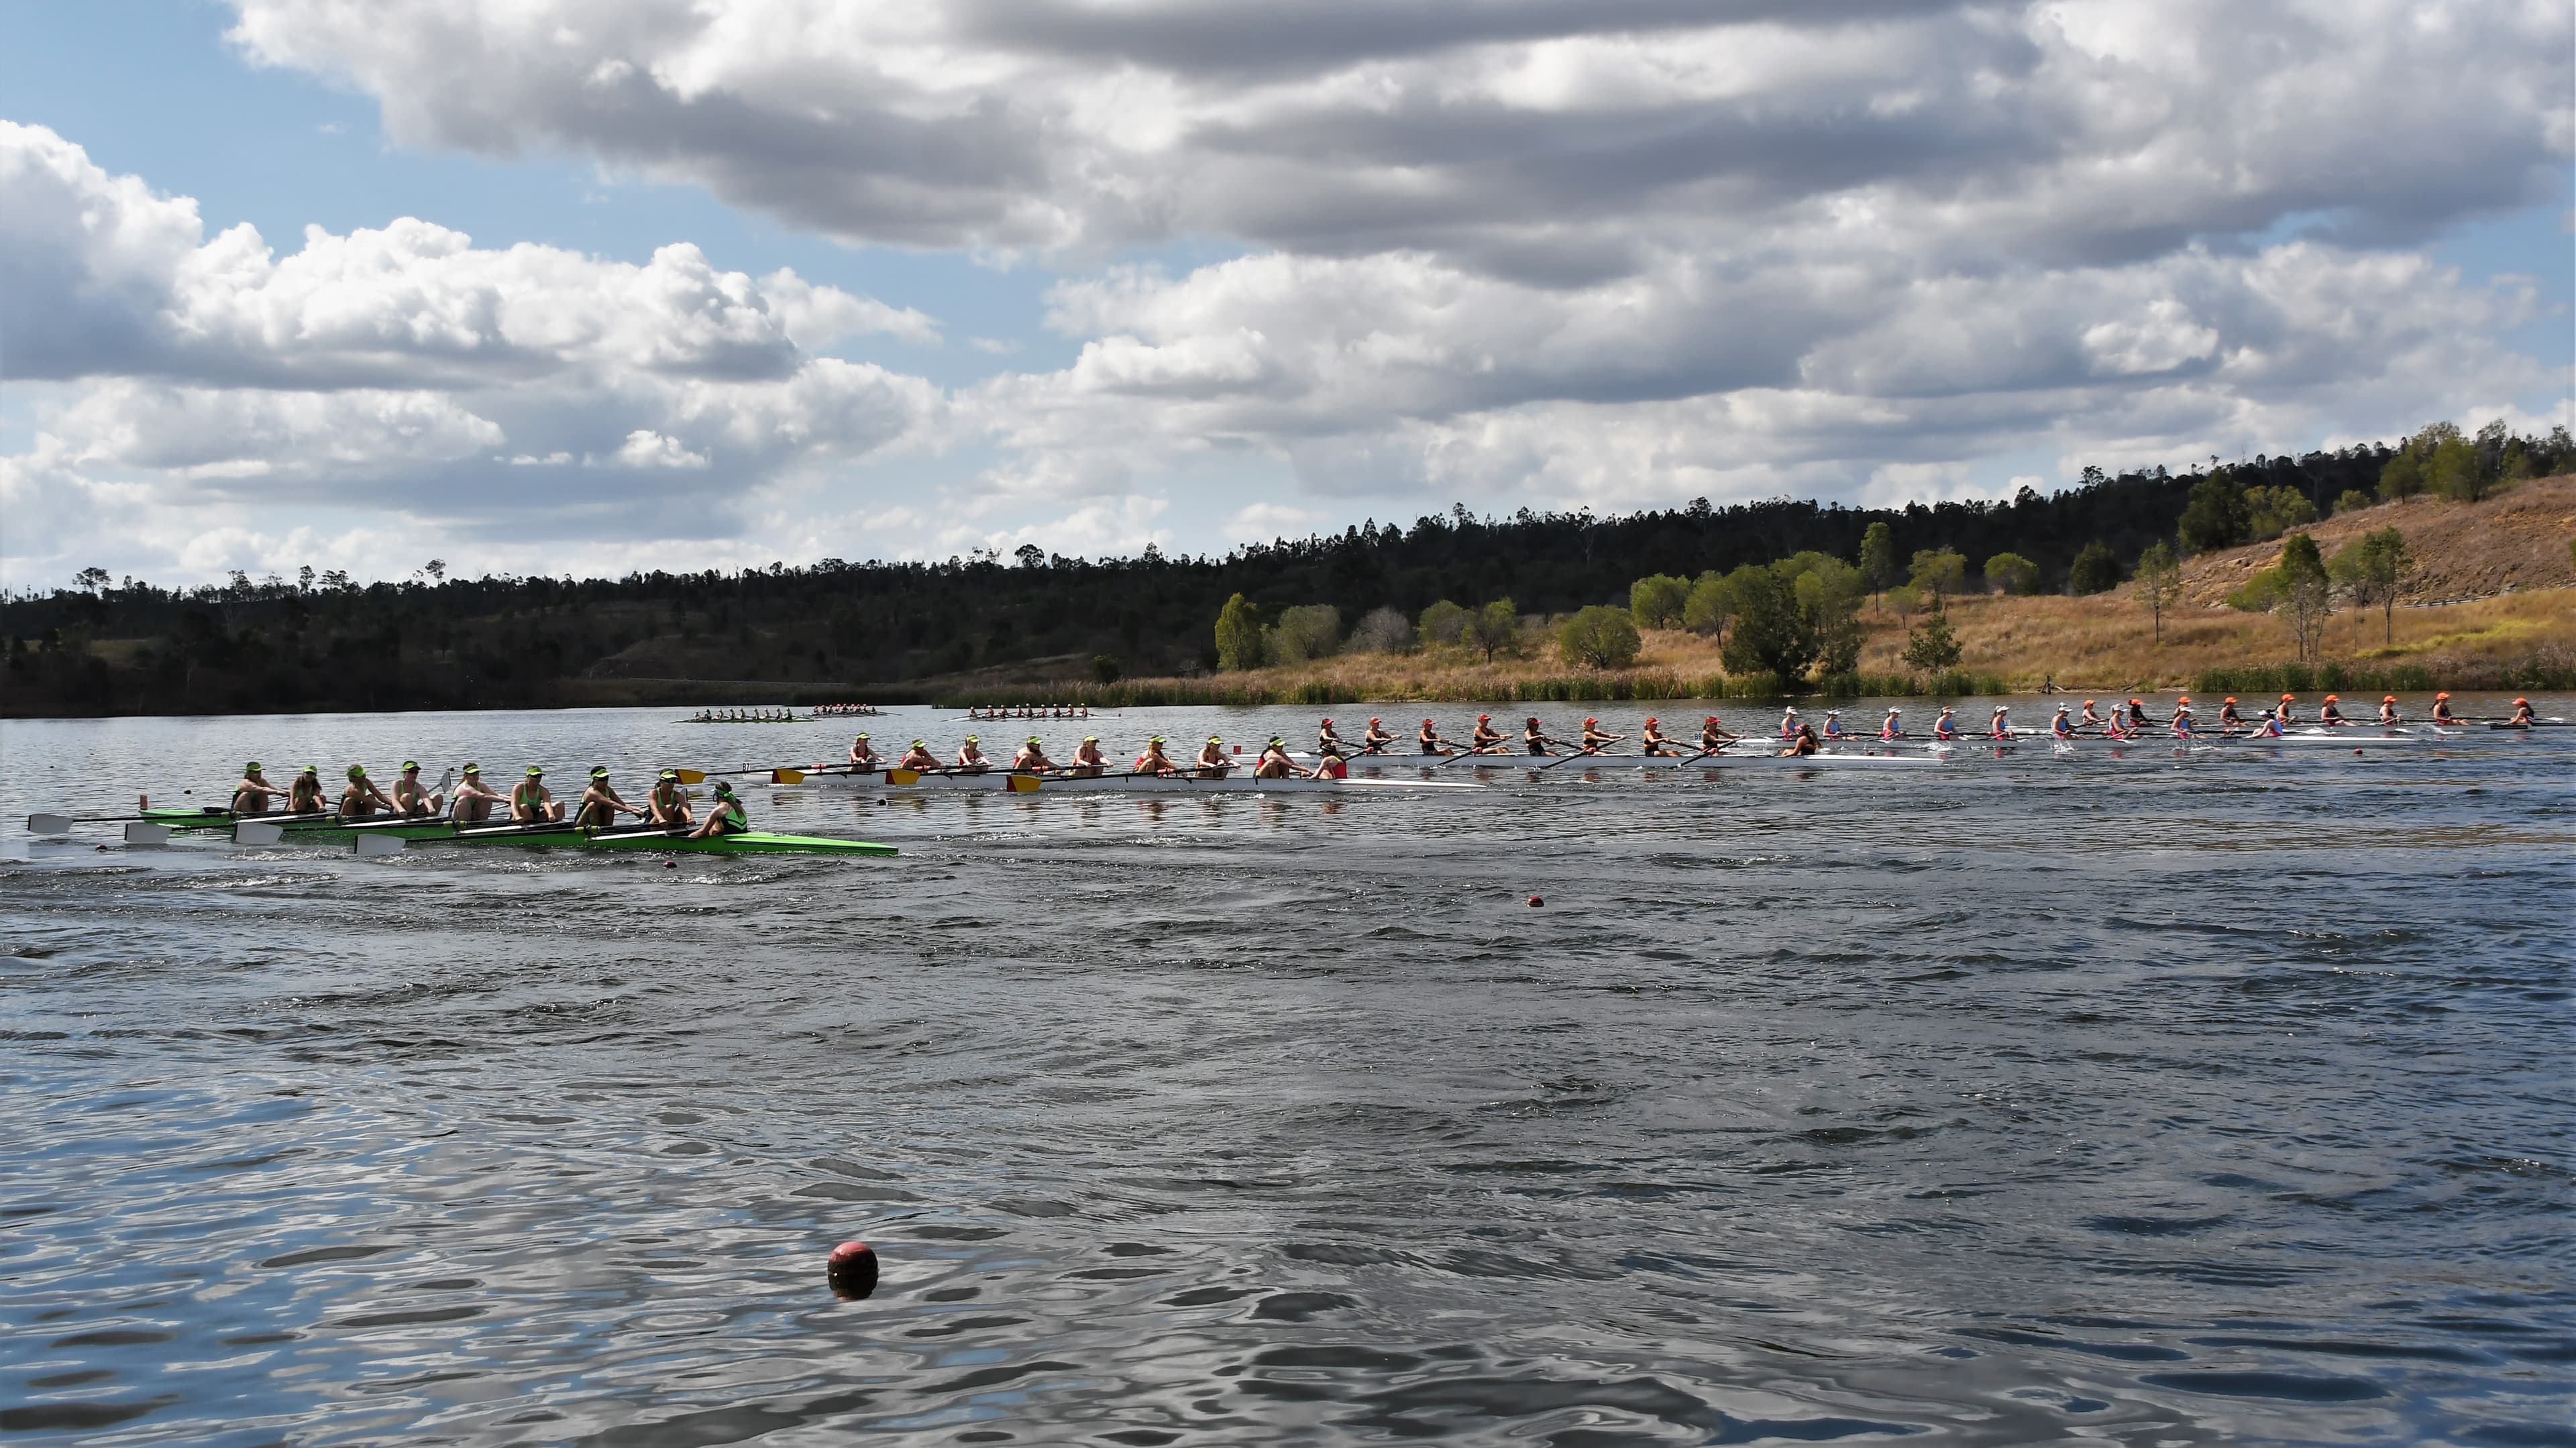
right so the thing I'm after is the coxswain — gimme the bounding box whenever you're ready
[1134,736,1179,773]
[847,733,881,769]
[2219,696,2246,732]
[690,781,747,838]
[1578,716,1623,753]
[449,764,503,824]
[512,766,566,822]
[1469,714,1506,753]
[1361,718,1395,754]
[1524,716,1568,755]
[647,770,694,826]
[1701,714,1739,753]
[2377,695,2402,726]
[955,735,991,771]
[1013,736,1057,772]
[1933,706,1961,741]
[1255,737,1299,779]
[575,766,646,829]
[2508,696,2536,726]
[337,765,395,819]
[1640,717,1676,756]
[896,738,941,771]
[1780,722,1821,757]
[1821,710,1847,741]
[1880,707,1904,741]
[2318,693,2350,726]
[1317,718,1346,754]
[1988,704,2012,740]
[2432,691,2459,725]
[2051,705,2076,740]
[1069,735,1109,776]
[1307,743,1350,780]
[1195,734,1232,775]
[2261,708,2290,738]
[1778,706,1800,739]
[231,762,288,816]
[2079,699,2105,728]
[390,760,443,817]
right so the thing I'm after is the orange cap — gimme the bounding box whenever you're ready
[2224,696,2238,704]
[2436,691,2451,699]
[2177,695,2191,704]
[2324,693,2339,702]
[2383,695,2396,702]
[2281,693,2295,701]
[2516,696,2529,704]
[2129,698,2142,705]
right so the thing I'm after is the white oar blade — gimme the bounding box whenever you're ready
[235,820,286,846]
[26,813,76,835]
[123,822,173,846]
[355,833,405,857]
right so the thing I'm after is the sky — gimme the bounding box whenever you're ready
[2,0,2569,591]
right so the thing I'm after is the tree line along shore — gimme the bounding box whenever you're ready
[4,424,2570,717]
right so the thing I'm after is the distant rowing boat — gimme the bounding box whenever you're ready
[806,767,1484,794]
[125,807,894,856]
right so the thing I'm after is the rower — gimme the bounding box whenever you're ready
[2101,707,2130,740]
[2171,699,2197,738]
[1988,704,2012,740]
[2261,708,2289,738]
[2275,693,2298,726]
[2377,695,2402,726]
[1700,714,1738,753]
[1361,718,1395,755]
[955,735,991,771]
[1523,716,1566,755]
[1879,706,1904,740]
[1780,722,1821,757]
[390,761,444,817]
[1469,714,1505,753]
[512,766,566,822]
[339,765,396,819]
[1578,716,1623,753]
[288,765,327,815]
[1194,734,1232,776]
[2051,705,2076,740]
[2432,691,2459,725]
[690,781,747,838]
[1069,736,1108,776]
[2318,693,2349,726]
[1013,735,1057,773]
[1307,742,1350,780]
[1778,706,1800,739]
[449,764,503,824]
[2220,696,2245,732]
[2078,699,2104,728]
[1418,718,1455,755]
[2508,696,2536,726]
[575,766,647,829]
[847,733,881,769]
[231,762,288,816]
[1821,710,1846,741]
[896,738,941,771]
[1135,736,1179,774]
[647,769,694,826]
[1639,716,1675,756]
[1933,706,1960,741]
[2126,698,2154,730]
[1255,737,1299,779]
[1317,717,1346,755]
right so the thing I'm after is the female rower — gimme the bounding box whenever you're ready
[1700,715,1739,753]
[1578,717,1623,753]
[1880,707,1905,740]
[1640,717,1676,756]
[1317,718,1346,754]
[1469,715,1506,753]
[2317,693,2349,726]
[2101,708,2130,741]
[576,767,647,829]
[2508,697,2536,726]
[1780,722,1821,757]
[1778,706,1801,738]
[2125,698,2155,731]
[1069,736,1108,776]
[1362,718,1395,754]
[1255,738,1299,779]
[2377,695,2402,725]
[2432,691,2459,725]
[2051,705,2077,740]
[1195,734,1231,775]
[231,762,287,816]
[847,733,881,769]
[2171,700,2197,739]
[449,765,503,824]
[1988,705,2015,740]
[1821,710,1847,740]
[1013,736,1057,772]
[1306,744,1350,780]
[955,736,991,771]
[511,766,566,822]
[391,761,444,817]
[1417,718,1454,755]
[1933,706,1961,741]
[690,781,747,838]
[647,771,694,827]
[1524,716,1569,755]
[340,765,397,820]
[2261,708,2290,738]
[2275,693,2299,726]
[2219,696,2245,732]
[896,739,941,771]
[1135,736,1179,774]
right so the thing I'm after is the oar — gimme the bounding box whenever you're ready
[25,810,201,835]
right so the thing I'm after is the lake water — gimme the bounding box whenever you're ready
[3,699,2571,1445]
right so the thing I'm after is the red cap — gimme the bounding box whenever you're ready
[1583,717,1597,725]
[1478,714,1491,721]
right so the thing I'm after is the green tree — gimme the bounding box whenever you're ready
[2176,473,2249,553]
[1719,565,1811,680]
[1784,553,1867,676]
[1858,520,1897,606]
[2135,540,2183,643]
[2275,532,2332,662]
[1266,604,1341,664]
[2067,541,2119,596]
[2329,526,2413,647]
[1900,606,1962,671]
[1214,593,1265,671]
[1628,573,1690,629]
[1680,570,1733,634]
[1558,605,1643,669]
[1982,551,2041,595]
[1908,548,1969,605]
[1468,598,1521,662]
[2332,489,2373,515]
[1417,599,1470,647]
[2377,450,2424,501]
[2243,485,2318,540]
[1089,654,1122,684]
[2426,435,2481,501]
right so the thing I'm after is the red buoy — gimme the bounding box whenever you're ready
[1527,894,1543,907]
[826,1241,878,1300]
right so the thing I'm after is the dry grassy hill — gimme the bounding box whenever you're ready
[2169,474,2576,608]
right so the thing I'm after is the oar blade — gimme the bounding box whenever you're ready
[675,769,707,785]
[26,813,76,835]
[888,768,920,785]
[235,820,286,846]
[354,833,406,857]
[1006,773,1042,793]
[123,822,173,846]
[771,768,806,784]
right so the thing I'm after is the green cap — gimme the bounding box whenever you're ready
[965,734,979,742]
[1083,735,1098,742]
[1027,736,1041,744]
[346,765,366,779]
[659,769,678,781]
[590,766,609,779]
[911,738,926,747]
[1150,735,1165,743]
[300,764,318,775]
[401,760,420,771]
[855,732,869,739]
[527,765,544,775]
[714,781,735,795]
[462,763,481,775]
[246,761,262,771]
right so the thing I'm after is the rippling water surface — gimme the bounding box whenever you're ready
[3,700,2571,1445]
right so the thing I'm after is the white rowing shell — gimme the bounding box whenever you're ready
[816,770,1483,794]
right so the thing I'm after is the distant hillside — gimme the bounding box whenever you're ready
[2167,474,2576,609]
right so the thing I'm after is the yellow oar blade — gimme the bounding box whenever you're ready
[674,769,707,785]
[1006,774,1041,793]
[771,768,805,784]
[888,768,920,785]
